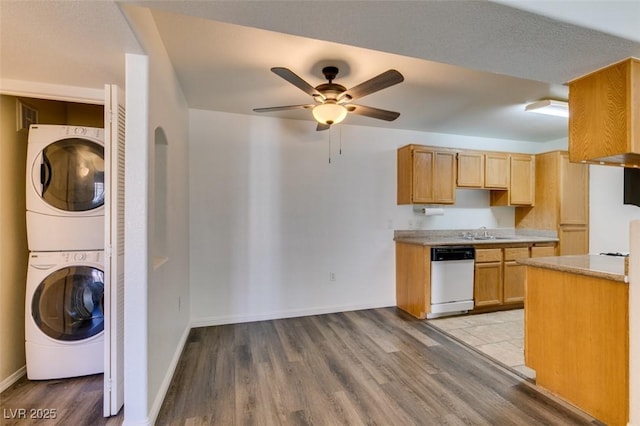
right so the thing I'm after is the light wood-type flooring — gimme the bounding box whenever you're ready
[1,308,598,425]
[158,308,596,425]
[0,373,122,425]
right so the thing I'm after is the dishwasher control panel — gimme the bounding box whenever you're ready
[431,247,475,261]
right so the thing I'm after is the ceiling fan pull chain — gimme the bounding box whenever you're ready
[339,126,343,156]
[328,130,332,164]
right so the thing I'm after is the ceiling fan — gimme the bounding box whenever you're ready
[253,66,404,131]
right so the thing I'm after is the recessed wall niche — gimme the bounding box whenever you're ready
[153,127,168,266]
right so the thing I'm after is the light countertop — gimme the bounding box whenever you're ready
[394,229,558,247]
[518,254,628,283]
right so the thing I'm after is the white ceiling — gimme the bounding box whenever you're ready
[1,1,639,143]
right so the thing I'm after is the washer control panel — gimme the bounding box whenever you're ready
[30,250,103,267]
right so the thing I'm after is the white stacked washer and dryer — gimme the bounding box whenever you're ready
[25,124,106,380]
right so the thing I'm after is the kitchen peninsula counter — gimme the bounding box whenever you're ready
[523,254,629,426]
[519,254,627,283]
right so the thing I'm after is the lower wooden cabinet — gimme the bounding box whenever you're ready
[474,245,538,309]
[396,241,558,318]
[503,247,530,304]
[559,225,589,255]
[531,244,557,257]
[474,261,502,307]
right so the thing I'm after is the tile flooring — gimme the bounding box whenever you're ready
[428,309,536,379]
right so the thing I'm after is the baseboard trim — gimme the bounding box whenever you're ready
[190,302,394,328]
[146,324,191,426]
[0,366,26,394]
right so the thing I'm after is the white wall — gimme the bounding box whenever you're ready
[589,165,640,254]
[121,5,190,426]
[188,111,542,325]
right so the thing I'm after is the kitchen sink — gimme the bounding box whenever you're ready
[461,235,517,241]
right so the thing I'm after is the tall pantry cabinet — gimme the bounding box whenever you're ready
[515,151,589,255]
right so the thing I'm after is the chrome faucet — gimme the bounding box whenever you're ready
[479,226,489,237]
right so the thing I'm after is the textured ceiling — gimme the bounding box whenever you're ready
[1,1,639,143]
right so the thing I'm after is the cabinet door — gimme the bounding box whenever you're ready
[457,152,484,188]
[559,153,589,225]
[434,151,456,203]
[503,261,525,304]
[485,153,510,189]
[474,262,502,307]
[559,225,589,255]
[412,149,435,203]
[510,154,535,205]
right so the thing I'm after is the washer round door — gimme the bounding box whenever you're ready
[31,265,104,341]
[37,138,105,212]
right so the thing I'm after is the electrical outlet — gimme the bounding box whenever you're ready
[330,272,336,281]
[408,219,414,229]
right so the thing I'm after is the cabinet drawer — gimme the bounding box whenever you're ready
[475,248,503,263]
[531,245,556,257]
[504,247,530,261]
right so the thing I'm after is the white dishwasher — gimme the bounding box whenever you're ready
[428,246,475,319]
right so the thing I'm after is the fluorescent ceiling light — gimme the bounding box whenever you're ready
[524,99,569,118]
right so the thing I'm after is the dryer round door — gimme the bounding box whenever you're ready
[31,265,104,342]
[36,138,105,212]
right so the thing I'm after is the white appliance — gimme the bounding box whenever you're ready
[25,251,104,380]
[428,246,475,319]
[26,124,105,251]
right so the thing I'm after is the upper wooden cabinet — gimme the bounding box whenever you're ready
[397,145,456,204]
[569,57,640,166]
[516,151,589,255]
[457,151,484,188]
[490,154,535,206]
[399,145,530,205]
[484,152,510,189]
[509,154,535,205]
[457,151,509,189]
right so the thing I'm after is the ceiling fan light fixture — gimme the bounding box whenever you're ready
[525,99,569,118]
[312,102,347,125]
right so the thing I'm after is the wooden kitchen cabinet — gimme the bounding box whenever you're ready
[395,242,430,319]
[525,265,628,425]
[516,151,589,255]
[457,151,484,188]
[509,154,535,205]
[457,151,510,189]
[531,244,557,257]
[503,247,529,304]
[559,225,589,255]
[397,145,456,204]
[490,154,535,206]
[569,57,640,166]
[396,241,557,318]
[484,152,510,189]
[560,153,589,224]
[474,248,503,307]
[474,245,544,310]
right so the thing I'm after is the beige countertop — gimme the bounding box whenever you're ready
[394,229,558,247]
[519,254,628,283]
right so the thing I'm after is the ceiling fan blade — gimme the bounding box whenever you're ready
[271,67,325,100]
[253,104,313,113]
[340,69,404,102]
[316,123,331,131]
[346,104,400,121]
